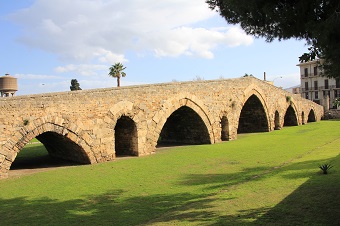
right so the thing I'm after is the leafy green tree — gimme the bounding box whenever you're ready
[243,73,253,77]
[108,63,126,87]
[333,98,340,108]
[70,79,82,91]
[206,0,340,78]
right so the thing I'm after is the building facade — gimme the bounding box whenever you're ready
[297,60,340,110]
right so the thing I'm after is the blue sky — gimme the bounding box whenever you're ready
[0,0,307,96]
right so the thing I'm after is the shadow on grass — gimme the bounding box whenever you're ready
[177,166,270,191]
[253,154,340,226]
[3,153,339,225]
[172,155,340,225]
[0,190,216,226]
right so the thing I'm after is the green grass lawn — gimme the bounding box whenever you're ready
[0,121,339,225]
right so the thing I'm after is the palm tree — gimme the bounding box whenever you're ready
[108,63,126,87]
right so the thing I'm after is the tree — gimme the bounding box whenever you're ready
[206,0,340,78]
[70,79,82,91]
[108,63,126,87]
[243,73,253,77]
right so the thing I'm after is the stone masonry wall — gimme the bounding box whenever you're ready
[0,76,324,178]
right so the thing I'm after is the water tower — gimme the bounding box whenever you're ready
[0,74,18,97]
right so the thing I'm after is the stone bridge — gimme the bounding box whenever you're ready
[0,76,323,178]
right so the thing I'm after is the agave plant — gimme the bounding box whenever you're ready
[319,164,333,174]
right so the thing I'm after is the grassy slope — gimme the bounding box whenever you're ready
[0,121,339,225]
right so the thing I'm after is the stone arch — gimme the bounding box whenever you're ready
[114,116,138,156]
[108,100,134,118]
[107,100,147,156]
[308,109,316,122]
[0,117,97,178]
[274,110,281,130]
[237,90,270,133]
[284,104,298,126]
[243,85,271,116]
[157,106,211,146]
[153,94,214,148]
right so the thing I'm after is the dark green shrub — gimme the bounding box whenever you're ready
[23,119,29,126]
[319,164,333,174]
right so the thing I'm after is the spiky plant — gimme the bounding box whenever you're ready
[319,164,333,174]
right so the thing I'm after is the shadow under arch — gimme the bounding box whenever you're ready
[308,109,316,122]
[114,116,138,156]
[157,106,211,147]
[35,131,91,164]
[284,104,298,126]
[154,96,214,142]
[237,94,270,133]
[11,131,90,172]
[274,110,281,130]
[1,120,97,177]
[107,100,145,156]
[221,115,230,141]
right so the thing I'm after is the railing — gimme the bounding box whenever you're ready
[319,85,336,90]
[300,73,319,78]
[301,85,340,92]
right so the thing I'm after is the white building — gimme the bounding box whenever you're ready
[297,60,340,110]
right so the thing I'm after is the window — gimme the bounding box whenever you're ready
[314,66,318,76]
[305,92,309,99]
[325,79,329,89]
[335,90,340,98]
[304,68,308,77]
[323,90,330,97]
[336,79,340,88]
[314,81,318,90]
[305,82,308,91]
[315,91,318,99]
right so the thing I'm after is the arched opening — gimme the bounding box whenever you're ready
[238,94,269,133]
[221,116,229,141]
[302,111,305,124]
[114,116,138,156]
[157,106,210,147]
[274,111,281,130]
[10,132,90,174]
[284,105,298,126]
[308,109,316,122]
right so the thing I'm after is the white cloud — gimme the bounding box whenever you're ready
[95,49,128,63]
[54,64,108,76]
[9,0,253,62]
[267,73,301,89]
[146,26,252,58]
[14,73,63,80]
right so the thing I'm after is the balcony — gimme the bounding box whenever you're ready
[300,73,319,78]
[318,85,340,90]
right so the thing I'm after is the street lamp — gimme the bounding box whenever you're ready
[272,76,282,85]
